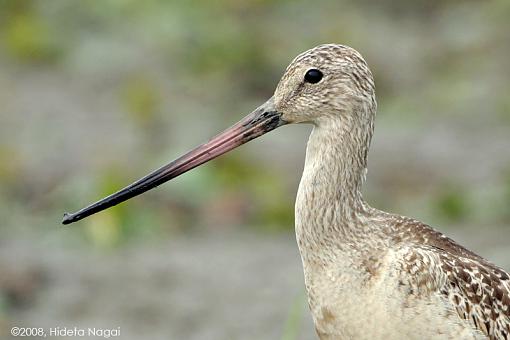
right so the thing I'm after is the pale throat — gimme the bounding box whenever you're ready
[302,117,370,200]
[295,115,373,239]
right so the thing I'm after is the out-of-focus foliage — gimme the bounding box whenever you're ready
[2,12,62,63]
[434,185,469,223]
[1,0,509,245]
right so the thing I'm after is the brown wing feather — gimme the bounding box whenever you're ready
[437,250,510,339]
[394,216,510,339]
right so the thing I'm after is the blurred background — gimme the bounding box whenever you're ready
[1,0,509,339]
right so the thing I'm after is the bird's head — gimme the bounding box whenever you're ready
[274,44,376,126]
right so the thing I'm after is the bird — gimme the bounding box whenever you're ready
[62,44,510,339]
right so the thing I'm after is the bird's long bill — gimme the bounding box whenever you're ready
[62,97,285,225]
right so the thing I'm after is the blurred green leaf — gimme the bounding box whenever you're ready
[281,292,306,340]
[0,146,22,185]
[120,76,161,125]
[434,185,470,223]
[3,13,61,63]
[85,211,121,248]
[213,156,293,229]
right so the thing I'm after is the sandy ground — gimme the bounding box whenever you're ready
[2,226,509,340]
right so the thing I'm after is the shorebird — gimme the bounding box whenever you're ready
[63,44,509,339]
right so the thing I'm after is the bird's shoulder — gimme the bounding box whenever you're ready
[386,216,510,339]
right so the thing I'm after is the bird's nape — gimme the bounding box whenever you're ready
[62,97,286,225]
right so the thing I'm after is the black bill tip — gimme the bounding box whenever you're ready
[62,212,77,225]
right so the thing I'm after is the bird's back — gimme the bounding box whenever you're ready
[304,211,510,340]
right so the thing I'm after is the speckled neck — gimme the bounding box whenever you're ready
[295,113,375,253]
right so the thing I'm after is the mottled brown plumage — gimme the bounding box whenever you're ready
[394,215,510,339]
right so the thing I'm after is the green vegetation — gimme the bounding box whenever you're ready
[0,0,509,242]
[434,185,469,223]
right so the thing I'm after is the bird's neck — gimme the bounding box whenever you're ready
[295,117,374,250]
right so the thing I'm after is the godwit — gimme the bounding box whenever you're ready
[63,44,509,339]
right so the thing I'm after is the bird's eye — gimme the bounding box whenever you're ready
[304,69,323,84]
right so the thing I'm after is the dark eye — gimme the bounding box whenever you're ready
[304,69,323,84]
